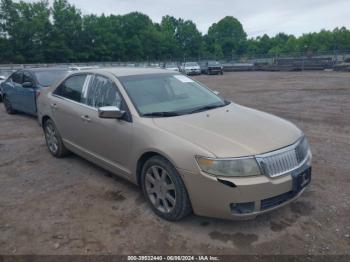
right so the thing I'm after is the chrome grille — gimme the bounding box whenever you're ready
[256,137,310,178]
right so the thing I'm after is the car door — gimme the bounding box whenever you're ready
[51,73,92,148]
[18,71,37,115]
[80,74,134,176]
[3,71,23,110]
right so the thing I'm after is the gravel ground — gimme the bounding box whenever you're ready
[0,71,349,255]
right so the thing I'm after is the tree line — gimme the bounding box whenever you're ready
[0,0,350,63]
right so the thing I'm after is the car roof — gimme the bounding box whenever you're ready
[23,68,70,73]
[81,67,177,77]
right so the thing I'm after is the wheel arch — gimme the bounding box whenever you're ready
[41,115,51,127]
[136,151,177,187]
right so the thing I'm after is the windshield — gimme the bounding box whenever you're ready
[208,61,221,66]
[120,74,227,117]
[34,70,69,86]
[166,63,177,68]
[186,62,198,67]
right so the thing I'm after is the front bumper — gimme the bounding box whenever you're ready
[185,69,201,75]
[179,161,312,220]
[208,67,222,74]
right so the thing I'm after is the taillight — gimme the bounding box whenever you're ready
[36,91,41,98]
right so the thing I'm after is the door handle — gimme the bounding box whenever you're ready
[81,115,91,122]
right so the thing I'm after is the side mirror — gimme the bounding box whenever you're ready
[98,106,125,119]
[22,82,33,88]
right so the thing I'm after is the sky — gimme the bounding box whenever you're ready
[25,0,350,37]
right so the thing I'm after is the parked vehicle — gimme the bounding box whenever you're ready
[37,68,312,221]
[200,61,224,75]
[69,66,99,71]
[0,76,7,102]
[2,68,69,116]
[180,62,201,75]
[164,63,179,72]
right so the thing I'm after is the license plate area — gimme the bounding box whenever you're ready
[292,166,312,193]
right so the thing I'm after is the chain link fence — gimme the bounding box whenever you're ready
[1,50,350,76]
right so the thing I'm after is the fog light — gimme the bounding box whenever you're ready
[230,202,255,214]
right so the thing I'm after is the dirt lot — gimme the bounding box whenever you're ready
[0,71,349,255]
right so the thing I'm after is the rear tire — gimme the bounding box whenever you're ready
[141,156,192,221]
[3,96,16,114]
[43,118,69,158]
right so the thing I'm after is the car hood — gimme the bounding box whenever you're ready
[185,66,200,70]
[153,103,302,158]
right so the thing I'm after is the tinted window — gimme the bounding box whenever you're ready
[186,62,198,66]
[34,70,68,87]
[12,71,22,84]
[208,61,221,66]
[86,75,121,108]
[55,74,87,102]
[23,72,34,84]
[165,63,177,68]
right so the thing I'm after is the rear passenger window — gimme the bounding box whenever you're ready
[86,75,122,108]
[55,74,87,102]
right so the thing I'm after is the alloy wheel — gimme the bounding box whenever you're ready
[145,165,176,213]
[45,122,59,154]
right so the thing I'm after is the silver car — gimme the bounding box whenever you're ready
[37,68,312,221]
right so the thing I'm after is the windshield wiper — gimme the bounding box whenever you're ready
[188,102,229,114]
[143,111,180,117]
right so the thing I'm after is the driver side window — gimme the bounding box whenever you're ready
[11,71,23,84]
[86,75,122,108]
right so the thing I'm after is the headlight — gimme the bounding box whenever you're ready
[196,156,262,177]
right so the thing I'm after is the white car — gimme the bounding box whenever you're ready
[180,62,201,75]
[164,63,179,71]
[69,66,100,71]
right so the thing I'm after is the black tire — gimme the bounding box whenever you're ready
[3,96,16,114]
[43,118,69,158]
[141,156,192,221]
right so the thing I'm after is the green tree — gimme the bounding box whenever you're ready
[175,18,203,59]
[46,0,82,62]
[159,15,181,60]
[207,16,247,57]
[81,14,124,61]
[1,0,350,63]
[0,0,51,62]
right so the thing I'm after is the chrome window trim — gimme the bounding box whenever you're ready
[51,93,98,111]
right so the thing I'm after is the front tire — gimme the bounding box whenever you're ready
[141,156,192,221]
[3,96,16,114]
[43,119,69,158]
